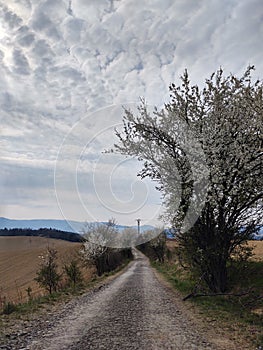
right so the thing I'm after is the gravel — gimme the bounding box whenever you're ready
[1,250,221,350]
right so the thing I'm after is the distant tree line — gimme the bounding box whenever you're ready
[0,228,85,243]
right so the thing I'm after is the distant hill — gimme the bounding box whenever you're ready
[0,217,155,234]
[0,217,261,240]
[0,217,84,233]
[0,227,85,242]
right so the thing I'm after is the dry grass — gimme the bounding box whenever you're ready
[166,239,178,251]
[247,240,263,261]
[0,236,91,305]
[166,239,263,261]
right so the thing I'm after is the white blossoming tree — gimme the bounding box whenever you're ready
[81,218,133,275]
[114,67,263,292]
[81,219,117,276]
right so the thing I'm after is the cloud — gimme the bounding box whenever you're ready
[0,0,262,224]
[12,48,30,74]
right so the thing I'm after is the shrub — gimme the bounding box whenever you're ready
[35,247,61,294]
[64,259,83,288]
[2,301,18,315]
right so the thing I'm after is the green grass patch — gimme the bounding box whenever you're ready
[152,259,263,347]
[151,260,195,294]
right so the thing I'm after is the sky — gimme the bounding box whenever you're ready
[0,0,262,227]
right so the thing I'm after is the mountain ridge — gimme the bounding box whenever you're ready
[0,217,155,234]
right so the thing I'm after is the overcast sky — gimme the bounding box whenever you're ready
[0,0,262,226]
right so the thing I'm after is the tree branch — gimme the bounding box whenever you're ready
[183,291,251,301]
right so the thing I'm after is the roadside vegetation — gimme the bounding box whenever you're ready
[81,219,133,276]
[139,236,263,347]
[0,220,133,318]
[116,67,262,347]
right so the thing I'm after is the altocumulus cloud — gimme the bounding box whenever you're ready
[0,0,262,225]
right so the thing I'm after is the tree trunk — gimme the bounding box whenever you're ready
[205,259,228,293]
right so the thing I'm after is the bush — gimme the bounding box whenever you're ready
[81,219,133,276]
[64,259,83,288]
[2,301,18,315]
[138,232,167,263]
[35,247,61,294]
[82,245,132,276]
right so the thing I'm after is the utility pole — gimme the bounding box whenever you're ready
[67,0,73,15]
[136,219,141,235]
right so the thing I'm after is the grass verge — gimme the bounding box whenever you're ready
[0,257,132,343]
[1,257,132,316]
[152,259,263,348]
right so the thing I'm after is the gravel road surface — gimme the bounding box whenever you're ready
[1,250,220,350]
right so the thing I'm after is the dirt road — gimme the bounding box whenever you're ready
[2,250,220,350]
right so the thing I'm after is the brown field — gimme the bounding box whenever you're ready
[0,236,91,305]
[166,239,263,261]
[247,240,263,261]
[167,240,263,261]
